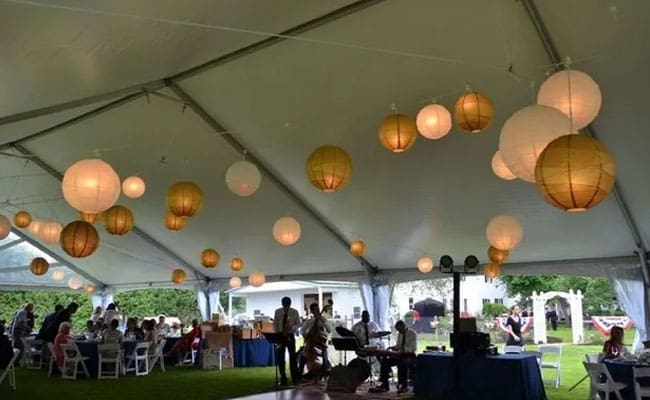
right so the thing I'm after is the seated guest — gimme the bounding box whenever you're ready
[370,320,417,394]
[603,326,626,359]
[143,319,159,353]
[93,318,105,333]
[83,320,96,340]
[156,315,170,337]
[0,320,14,369]
[168,322,182,338]
[165,319,202,365]
[352,310,381,347]
[103,319,123,346]
[124,318,144,340]
[53,322,73,370]
[102,303,120,326]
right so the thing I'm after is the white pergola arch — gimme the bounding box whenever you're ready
[533,290,584,345]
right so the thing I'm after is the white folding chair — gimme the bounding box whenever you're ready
[583,361,626,400]
[634,367,650,400]
[47,342,56,377]
[0,349,20,390]
[97,343,121,380]
[182,337,200,365]
[124,342,149,376]
[60,343,90,380]
[586,353,604,363]
[504,345,523,354]
[148,339,166,373]
[21,337,44,369]
[539,345,562,388]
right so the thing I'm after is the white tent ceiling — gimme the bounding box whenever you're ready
[0,0,647,290]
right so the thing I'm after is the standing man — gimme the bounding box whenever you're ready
[273,297,300,386]
[43,302,79,342]
[370,320,417,394]
[11,303,34,361]
[352,310,380,347]
[548,304,558,331]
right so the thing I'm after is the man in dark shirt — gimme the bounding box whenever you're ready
[42,302,79,342]
[0,320,14,369]
[36,304,63,341]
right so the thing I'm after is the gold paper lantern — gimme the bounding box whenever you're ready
[167,181,204,217]
[491,150,517,181]
[85,284,95,293]
[378,113,418,152]
[13,211,32,228]
[68,277,83,290]
[164,211,188,232]
[229,276,242,289]
[122,176,146,199]
[416,103,452,140]
[103,205,134,236]
[61,158,121,214]
[30,257,49,276]
[350,240,367,257]
[454,91,494,133]
[60,221,99,258]
[201,248,220,268]
[417,257,434,273]
[486,215,523,251]
[487,246,509,264]
[78,211,102,225]
[39,221,63,245]
[171,269,186,284]
[249,271,266,287]
[52,270,65,281]
[484,263,501,279]
[306,145,352,192]
[272,217,301,246]
[0,215,11,240]
[535,134,615,212]
[28,220,43,236]
[230,257,244,272]
[537,69,602,130]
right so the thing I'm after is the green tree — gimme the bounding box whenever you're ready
[115,288,201,324]
[219,291,246,315]
[0,291,92,332]
[482,302,508,318]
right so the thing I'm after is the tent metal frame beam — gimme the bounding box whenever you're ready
[10,227,103,286]
[169,82,378,274]
[0,238,25,252]
[10,144,208,282]
[522,0,650,277]
[0,262,63,274]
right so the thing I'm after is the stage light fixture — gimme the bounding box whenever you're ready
[440,255,454,273]
[464,255,479,274]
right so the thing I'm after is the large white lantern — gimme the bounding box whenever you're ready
[39,221,63,245]
[62,159,121,213]
[249,271,266,287]
[225,160,262,197]
[486,215,523,251]
[537,69,602,130]
[52,270,65,281]
[68,277,83,290]
[272,217,301,246]
[229,276,242,289]
[417,257,434,273]
[28,220,43,236]
[122,176,146,199]
[0,215,11,240]
[499,105,573,182]
[416,103,452,140]
[491,150,516,181]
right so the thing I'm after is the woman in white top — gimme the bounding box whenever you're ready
[91,306,103,323]
[102,303,120,326]
[103,319,123,346]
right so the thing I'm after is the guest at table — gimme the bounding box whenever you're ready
[43,302,79,343]
[156,315,170,337]
[91,306,103,323]
[103,319,123,346]
[0,320,14,369]
[603,326,626,359]
[53,322,72,370]
[370,320,417,394]
[83,320,97,340]
[168,322,182,338]
[273,296,301,385]
[505,305,523,346]
[102,303,120,326]
[143,319,160,353]
[165,319,201,365]
[93,317,105,332]
[124,317,144,341]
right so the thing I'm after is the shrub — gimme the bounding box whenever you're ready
[483,302,508,319]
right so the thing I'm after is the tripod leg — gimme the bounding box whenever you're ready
[568,374,589,392]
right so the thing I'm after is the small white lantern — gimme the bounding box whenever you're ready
[229,276,242,289]
[62,158,121,214]
[68,277,83,290]
[499,105,573,182]
[225,160,261,197]
[416,103,452,140]
[249,271,266,287]
[52,270,65,281]
[273,217,301,246]
[537,69,602,130]
[122,176,146,199]
[417,257,434,273]
[491,150,516,181]
[0,215,11,240]
[39,221,63,245]
[28,220,43,236]
[486,215,523,251]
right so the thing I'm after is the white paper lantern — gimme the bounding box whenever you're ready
[499,105,573,182]
[28,220,43,236]
[62,159,121,213]
[39,221,63,245]
[229,276,242,289]
[0,215,11,240]
[416,103,452,140]
[68,277,83,290]
[491,150,517,181]
[52,270,65,281]
[225,160,262,197]
[122,176,146,199]
[273,217,301,246]
[537,69,602,130]
[249,271,266,287]
[417,257,434,273]
[486,215,523,251]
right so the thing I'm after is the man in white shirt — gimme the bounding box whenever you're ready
[273,297,300,386]
[352,311,380,347]
[370,320,417,394]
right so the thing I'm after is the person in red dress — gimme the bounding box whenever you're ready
[165,319,202,364]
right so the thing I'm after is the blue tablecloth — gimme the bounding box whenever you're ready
[604,359,650,400]
[415,353,547,400]
[233,338,275,367]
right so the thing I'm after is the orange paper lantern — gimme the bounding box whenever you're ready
[30,257,49,276]
[164,211,187,232]
[378,113,418,152]
[487,246,509,264]
[350,240,367,257]
[171,269,186,284]
[201,248,220,268]
[166,182,203,217]
[60,221,99,258]
[454,91,494,133]
[230,257,244,272]
[13,211,32,228]
[306,145,352,192]
[103,205,134,236]
[484,263,501,279]
[78,211,102,225]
